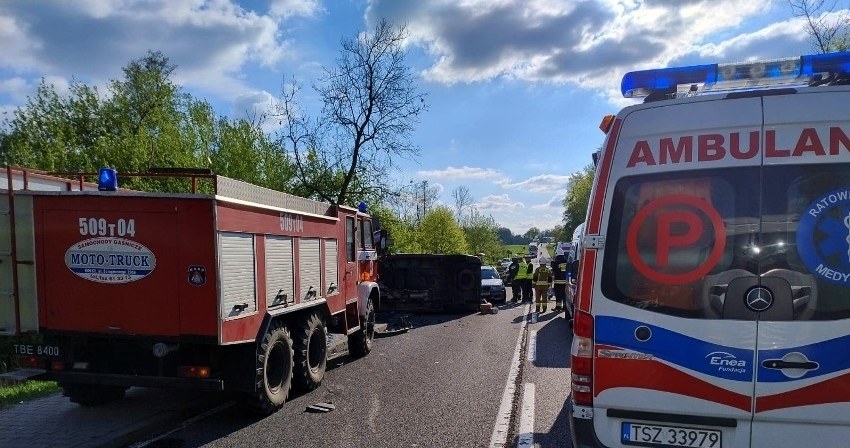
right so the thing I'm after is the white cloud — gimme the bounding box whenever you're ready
[418,165,503,179]
[499,174,571,193]
[476,193,524,211]
[269,0,323,19]
[0,0,290,104]
[365,0,807,99]
[0,77,30,103]
[531,193,566,210]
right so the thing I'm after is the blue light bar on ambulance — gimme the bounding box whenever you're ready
[621,50,850,98]
[98,167,118,191]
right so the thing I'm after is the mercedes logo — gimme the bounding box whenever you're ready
[745,286,774,312]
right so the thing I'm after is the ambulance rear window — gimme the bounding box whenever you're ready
[602,164,850,321]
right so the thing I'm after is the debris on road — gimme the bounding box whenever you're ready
[305,402,336,413]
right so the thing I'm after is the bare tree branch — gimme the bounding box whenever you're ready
[789,0,850,53]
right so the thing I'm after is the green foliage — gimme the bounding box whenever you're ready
[418,206,468,254]
[562,163,595,237]
[462,210,508,264]
[370,205,421,253]
[523,227,541,241]
[0,381,60,406]
[0,51,293,194]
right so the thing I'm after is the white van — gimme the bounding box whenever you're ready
[570,51,850,448]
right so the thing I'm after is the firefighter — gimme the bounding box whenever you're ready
[551,254,568,312]
[507,256,521,302]
[532,258,552,313]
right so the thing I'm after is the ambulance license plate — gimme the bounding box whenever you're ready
[622,422,721,448]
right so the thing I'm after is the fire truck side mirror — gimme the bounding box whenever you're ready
[377,229,391,256]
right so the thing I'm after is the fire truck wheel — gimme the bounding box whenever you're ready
[293,312,327,391]
[348,298,375,357]
[250,321,294,414]
[61,383,127,406]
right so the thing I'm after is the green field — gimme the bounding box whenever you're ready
[505,245,529,256]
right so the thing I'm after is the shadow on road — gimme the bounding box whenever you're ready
[533,315,573,369]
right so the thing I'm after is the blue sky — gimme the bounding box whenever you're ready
[0,0,844,234]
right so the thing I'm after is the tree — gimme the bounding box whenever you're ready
[523,227,541,242]
[277,19,427,206]
[462,210,507,263]
[452,185,474,222]
[409,180,440,224]
[369,205,421,253]
[562,164,595,237]
[789,0,850,53]
[1,51,293,193]
[418,206,468,254]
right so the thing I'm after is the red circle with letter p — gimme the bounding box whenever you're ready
[626,195,726,285]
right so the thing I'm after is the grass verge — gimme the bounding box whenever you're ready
[0,380,61,407]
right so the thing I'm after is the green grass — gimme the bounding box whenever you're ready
[0,380,61,407]
[505,244,529,256]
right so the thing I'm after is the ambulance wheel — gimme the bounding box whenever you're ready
[293,312,327,391]
[62,383,127,406]
[349,298,375,358]
[249,321,293,414]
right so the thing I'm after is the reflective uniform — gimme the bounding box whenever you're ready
[532,264,552,313]
[516,258,533,302]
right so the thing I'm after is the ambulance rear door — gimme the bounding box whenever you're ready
[750,88,850,446]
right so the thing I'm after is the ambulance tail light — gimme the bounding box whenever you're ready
[571,310,594,406]
[621,50,850,99]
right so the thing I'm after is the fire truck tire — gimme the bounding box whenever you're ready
[348,298,375,358]
[293,312,327,391]
[248,321,294,414]
[61,383,127,406]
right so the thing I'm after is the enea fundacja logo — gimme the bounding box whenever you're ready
[65,237,156,284]
[797,187,850,285]
[626,194,726,285]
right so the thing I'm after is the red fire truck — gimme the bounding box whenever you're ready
[1,166,383,414]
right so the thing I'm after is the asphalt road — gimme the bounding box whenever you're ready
[129,300,574,448]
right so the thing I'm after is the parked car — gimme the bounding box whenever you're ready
[480,265,507,304]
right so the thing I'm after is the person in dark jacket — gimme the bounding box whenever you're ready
[551,254,568,312]
[507,256,521,302]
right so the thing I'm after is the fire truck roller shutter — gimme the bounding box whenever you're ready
[219,233,257,318]
[299,238,321,301]
[324,239,338,296]
[265,236,295,307]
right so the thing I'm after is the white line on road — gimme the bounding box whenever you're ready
[489,303,531,448]
[517,383,535,448]
[527,330,537,362]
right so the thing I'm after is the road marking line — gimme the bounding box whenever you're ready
[527,330,537,362]
[517,383,535,448]
[489,302,531,448]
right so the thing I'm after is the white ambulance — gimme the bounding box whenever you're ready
[570,51,850,448]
